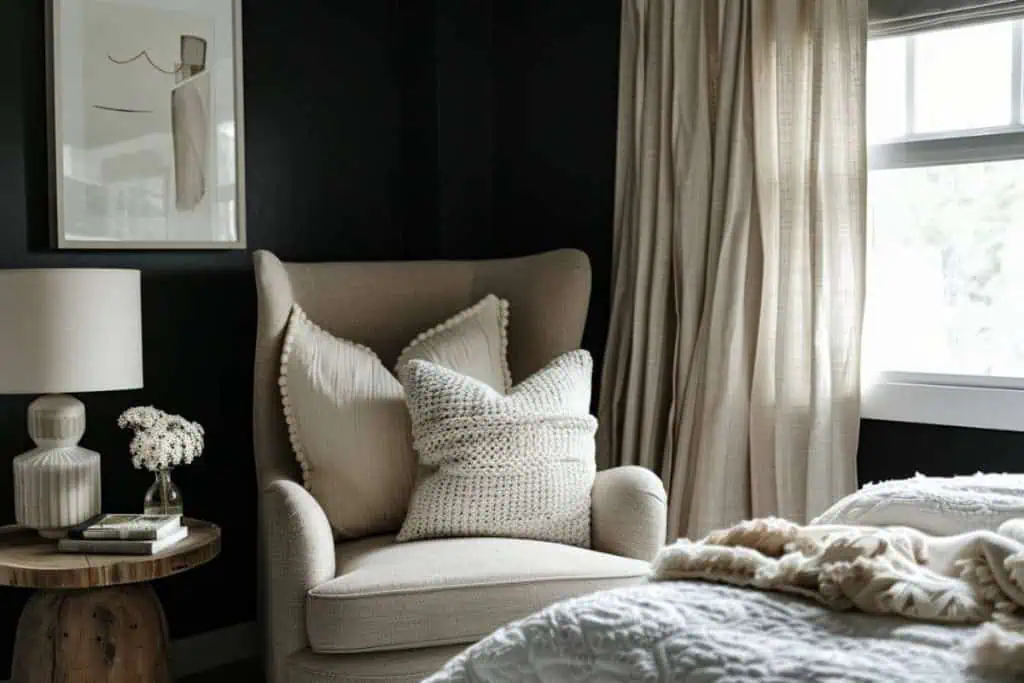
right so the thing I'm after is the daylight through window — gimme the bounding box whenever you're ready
[864,16,1024,429]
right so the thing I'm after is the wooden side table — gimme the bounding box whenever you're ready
[0,518,220,683]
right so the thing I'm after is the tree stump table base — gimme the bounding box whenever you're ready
[0,521,219,682]
[12,583,170,683]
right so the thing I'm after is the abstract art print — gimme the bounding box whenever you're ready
[49,0,245,249]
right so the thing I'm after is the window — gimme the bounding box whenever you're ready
[863,17,1024,431]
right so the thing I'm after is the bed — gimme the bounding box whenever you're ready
[426,474,1024,682]
[424,580,1013,682]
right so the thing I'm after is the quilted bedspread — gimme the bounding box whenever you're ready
[423,581,1017,682]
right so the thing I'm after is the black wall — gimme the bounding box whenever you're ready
[416,0,621,367]
[491,0,621,369]
[858,420,1024,483]
[2,0,1014,677]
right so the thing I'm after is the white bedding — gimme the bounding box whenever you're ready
[424,581,1017,682]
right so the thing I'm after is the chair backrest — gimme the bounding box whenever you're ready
[252,249,592,489]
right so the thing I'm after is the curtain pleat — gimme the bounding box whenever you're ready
[601,0,867,540]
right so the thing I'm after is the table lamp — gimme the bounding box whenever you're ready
[0,269,143,537]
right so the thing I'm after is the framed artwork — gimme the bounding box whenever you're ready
[48,0,245,250]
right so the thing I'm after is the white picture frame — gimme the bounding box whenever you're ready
[48,0,246,250]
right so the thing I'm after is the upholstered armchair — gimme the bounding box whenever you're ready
[253,249,668,683]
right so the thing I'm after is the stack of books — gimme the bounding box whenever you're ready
[58,514,189,555]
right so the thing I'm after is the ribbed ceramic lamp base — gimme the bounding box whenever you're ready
[13,447,101,534]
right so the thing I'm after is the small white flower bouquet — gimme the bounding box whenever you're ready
[118,406,205,472]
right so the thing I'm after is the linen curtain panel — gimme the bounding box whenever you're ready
[600,0,867,540]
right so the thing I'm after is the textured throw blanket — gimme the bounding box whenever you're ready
[653,516,1024,674]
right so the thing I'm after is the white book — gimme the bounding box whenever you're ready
[75,514,182,541]
[58,526,190,556]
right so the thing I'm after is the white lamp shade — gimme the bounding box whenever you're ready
[0,269,143,394]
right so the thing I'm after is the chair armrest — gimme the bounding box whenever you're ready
[591,466,667,561]
[261,478,335,683]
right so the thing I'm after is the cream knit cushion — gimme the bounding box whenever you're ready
[397,350,598,547]
[280,295,509,539]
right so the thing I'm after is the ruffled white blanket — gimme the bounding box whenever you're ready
[653,516,1024,674]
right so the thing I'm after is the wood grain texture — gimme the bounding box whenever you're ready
[0,519,220,589]
[11,583,170,683]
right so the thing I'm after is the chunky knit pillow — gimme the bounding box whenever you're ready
[397,350,598,547]
[281,295,509,539]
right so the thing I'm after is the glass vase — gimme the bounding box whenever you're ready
[144,468,183,516]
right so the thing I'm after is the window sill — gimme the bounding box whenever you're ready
[862,380,1024,432]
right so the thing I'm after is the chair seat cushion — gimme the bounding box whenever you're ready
[306,535,650,653]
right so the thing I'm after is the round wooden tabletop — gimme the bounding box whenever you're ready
[0,519,220,590]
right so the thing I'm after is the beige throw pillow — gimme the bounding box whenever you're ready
[397,350,598,547]
[280,295,509,539]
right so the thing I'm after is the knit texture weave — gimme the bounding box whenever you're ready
[397,350,598,547]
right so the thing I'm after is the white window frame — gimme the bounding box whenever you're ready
[862,19,1024,432]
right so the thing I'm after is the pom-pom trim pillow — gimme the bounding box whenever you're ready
[397,350,598,547]
[280,295,509,539]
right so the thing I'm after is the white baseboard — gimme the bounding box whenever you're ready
[1,620,258,682]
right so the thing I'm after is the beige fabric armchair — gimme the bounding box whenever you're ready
[253,249,668,683]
